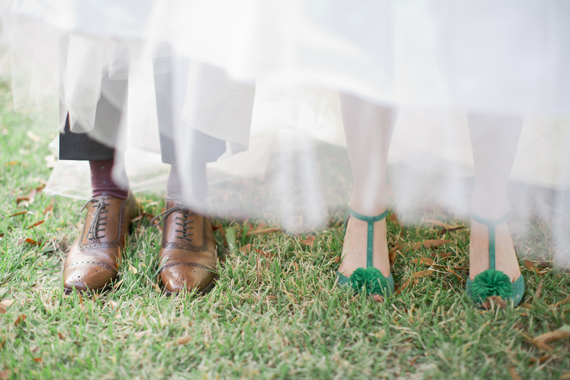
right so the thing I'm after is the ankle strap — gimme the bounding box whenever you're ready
[348,207,389,223]
[470,210,509,271]
[348,207,388,268]
[470,211,510,226]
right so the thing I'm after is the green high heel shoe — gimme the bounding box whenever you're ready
[466,211,525,306]
[337,207,394,296]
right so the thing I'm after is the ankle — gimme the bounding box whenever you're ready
[348,199,388,217]
[469,192,509,220]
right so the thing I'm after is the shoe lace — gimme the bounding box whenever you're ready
[151,206,196,242]
[81,198,109,241]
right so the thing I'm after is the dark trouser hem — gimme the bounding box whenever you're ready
[59,115,115,161]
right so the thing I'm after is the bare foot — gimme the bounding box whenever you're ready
[338,216,391,278]
[469,218,521,281]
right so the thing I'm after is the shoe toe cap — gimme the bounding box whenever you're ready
[63,262,117,292]
[160,264,214,293]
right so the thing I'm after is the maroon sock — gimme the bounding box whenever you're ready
[89,158,129,199]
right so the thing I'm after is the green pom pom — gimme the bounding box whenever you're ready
[471,269,513,302]
[349,267,389,295]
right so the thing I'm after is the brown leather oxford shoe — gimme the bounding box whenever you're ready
[152,199,218,295]
[62,193,139,293]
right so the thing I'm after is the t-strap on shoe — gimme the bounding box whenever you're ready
[338,207,394,296]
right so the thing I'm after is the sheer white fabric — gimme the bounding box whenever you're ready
[1,0,570,265]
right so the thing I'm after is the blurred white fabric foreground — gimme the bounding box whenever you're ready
[44,58,570,210]
[2,0,570,267]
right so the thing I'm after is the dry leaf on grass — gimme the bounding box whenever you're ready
[529,354,552,366]
[0,299,12,314]
[57,332,64,340]
[14,314,27,326]
[412,257,434,266]
[108,301,118,310]
[438,226,465,235]
[0,370,11,380]
[393,243,408,251]
[25,238,39,245]
[10,211,28,217]
[129,265,138,275]
[43,198,54,216]
[413,270,434,278]
[176,336,192,345]
[26,188,39,204]
[300,235,316,247]
[508,366,521,380]
[550,296,570,309]
[212,224,228,247]
[534,326,570,346]
[423,239,451,248]
[446,267,465,282]
[411,242,422,250]
[524,260,540,275]
[0,233,4,239]
[33,357,42,363]
[395,279,412,294]
[240,243,252,253]
[15,196,30,205]
[27,220,45,230]
[19,238,39,246]
[524,336,555,351]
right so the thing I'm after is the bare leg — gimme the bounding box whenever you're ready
[468,113,523,281]
[338,92,396,278]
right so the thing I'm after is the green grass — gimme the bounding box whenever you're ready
[1,80,569,379]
